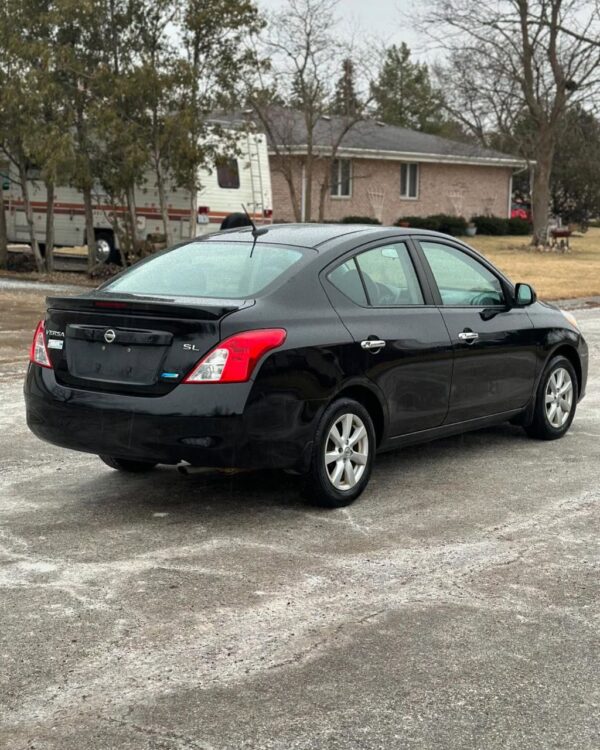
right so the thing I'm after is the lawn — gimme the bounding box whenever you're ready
[463,228,600,300]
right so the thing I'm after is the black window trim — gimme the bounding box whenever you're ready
[321,235,437,308]
[412,235,514,309]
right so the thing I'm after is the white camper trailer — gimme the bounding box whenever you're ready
[1,124,272,263]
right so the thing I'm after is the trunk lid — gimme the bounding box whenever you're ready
[45,293,253,395]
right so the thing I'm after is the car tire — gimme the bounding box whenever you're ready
[525,355,578,440]
[303,398,376,508]
[99,455,157,472]
[94,230,117,264]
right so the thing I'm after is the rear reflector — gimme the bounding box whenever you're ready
[94,300,128,309]
[183,329,286,383]
[30,320,53,368]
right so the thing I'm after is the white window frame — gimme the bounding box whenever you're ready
[400,162,419,200]
[330,158,352,199]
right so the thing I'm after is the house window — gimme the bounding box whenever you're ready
[216,158,240,189]
[330,159,352,197]
[400,163,419,199]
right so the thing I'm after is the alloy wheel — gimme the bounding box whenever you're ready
[545,367,574,429]
[324,413,369,491]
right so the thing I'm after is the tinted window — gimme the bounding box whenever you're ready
[328,259,367,305]
[104,242,305,299]
[421,241,505,306]
[355,243,424,305]
[216,158,240,189]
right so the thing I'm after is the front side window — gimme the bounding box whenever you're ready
[355,243,424,306]
[103,241,306,299]
[330,158,352,197]
[216,158,240,189]
[420,241,505,306]
[400,163,418,198]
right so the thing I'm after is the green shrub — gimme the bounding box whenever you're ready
[395,214,467,235]
[472,215,509,235]
[507,217,531,235]
[429,214,467,236]
[395,215,439,230]
[340,215,381,224]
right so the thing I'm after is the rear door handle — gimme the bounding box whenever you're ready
[361,339,386,352]
[458,331,479,343]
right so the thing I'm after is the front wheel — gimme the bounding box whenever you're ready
[525,355,578,440]
[304,398,376,508]
[99,455,157,472]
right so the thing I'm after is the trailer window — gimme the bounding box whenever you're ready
[102,241,308,299]
[216,158,240,189]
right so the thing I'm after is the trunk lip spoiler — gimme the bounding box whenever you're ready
[45,293,255,321]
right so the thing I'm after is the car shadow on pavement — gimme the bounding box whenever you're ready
[68,422,530,524]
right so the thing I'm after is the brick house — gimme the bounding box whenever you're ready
[263,110,526,225]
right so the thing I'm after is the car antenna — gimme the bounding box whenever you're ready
[242,204,268,258]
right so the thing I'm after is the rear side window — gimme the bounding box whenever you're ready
[216,158,240,189]
[328,259,368,305]
[103,241,305,299]
[355,243,424,305]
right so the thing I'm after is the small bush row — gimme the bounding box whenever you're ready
[394,214,467,236]
[471,215,529,235]
[394,214,531,236]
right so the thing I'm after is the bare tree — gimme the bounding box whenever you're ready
[248,0,375,222]
[420,0,600,244]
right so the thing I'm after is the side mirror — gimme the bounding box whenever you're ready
[514,282,537,307]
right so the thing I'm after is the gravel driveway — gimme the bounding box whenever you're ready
[1,280,599,749]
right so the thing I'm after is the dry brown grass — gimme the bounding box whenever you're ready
[461,228,600,300]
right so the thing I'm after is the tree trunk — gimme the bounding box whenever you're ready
[531,134,555,246]
[282,166,301,222]
[126,186,138,258]
[318,162,330,222]
[82,184,96,273]
[45,180,55,273]
[304,153,313,223]
[18,158,45,273]
[189,185,197,239]
[0,182,7,270]
[156,158,171,245]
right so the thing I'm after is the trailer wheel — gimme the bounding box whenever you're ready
[94,230,117,264]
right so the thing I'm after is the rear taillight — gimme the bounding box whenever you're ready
[183,329,286,384]
[197,205,209,215]
[263,208,273,219]
[30,320,52,368]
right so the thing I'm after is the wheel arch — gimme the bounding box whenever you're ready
[547,343,582,396]
[331,382,387,447]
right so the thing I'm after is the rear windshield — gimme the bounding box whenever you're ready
[102,241,307,299]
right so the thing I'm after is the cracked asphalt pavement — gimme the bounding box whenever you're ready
[1,279,599,749]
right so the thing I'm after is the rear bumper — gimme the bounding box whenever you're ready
[24,365,321,470]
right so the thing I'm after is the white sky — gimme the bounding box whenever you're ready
[258,0,432,60]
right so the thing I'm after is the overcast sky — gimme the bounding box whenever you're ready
[257,0,431,60]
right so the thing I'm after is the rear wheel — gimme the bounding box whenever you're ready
[303,398,375,508]
[99,455,157,472]
[525,355,578,440]
[93,230,117,264]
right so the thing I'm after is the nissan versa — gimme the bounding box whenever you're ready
[25,224,588,507]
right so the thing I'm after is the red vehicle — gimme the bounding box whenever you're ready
[511,203,532,221]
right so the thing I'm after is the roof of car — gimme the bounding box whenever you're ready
[211,223,447,250]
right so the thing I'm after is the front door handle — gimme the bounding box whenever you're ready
[458,330,479,343]
[361,339,386,353]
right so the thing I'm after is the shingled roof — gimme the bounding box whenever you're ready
[227,108,525,169]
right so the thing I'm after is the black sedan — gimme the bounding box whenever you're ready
[25,224,588,507]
